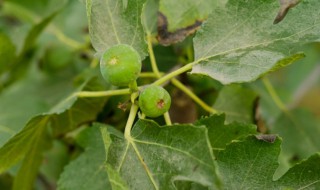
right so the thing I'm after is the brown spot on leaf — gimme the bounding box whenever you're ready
[157,12,203,46]
[255,134,277,143]
[273,0,301,24]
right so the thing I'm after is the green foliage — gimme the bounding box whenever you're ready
[213,85,258,123]
[192,0,320,84]
[0,0,320,189]
[218,136,320,189]
[57,125,112,190]
[0,33,15,74]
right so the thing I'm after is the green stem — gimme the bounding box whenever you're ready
[129,80,139,92]
[49,26,83,49]
[129,81,139,103]
[163,112,172,125]
[147,35,161,78]
[153,62,196,86]
[147,39,214,114]
[171,78,217,114]
[139,72,164,78]
[262,77,288,113]
[124,103,139,140]
[139,112,146,119]
[90,58,99,68]
[76,89,131,98]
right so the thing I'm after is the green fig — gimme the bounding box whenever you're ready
[139,85,171,118]
[100,44,141,86]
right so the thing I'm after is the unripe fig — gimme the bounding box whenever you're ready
[100,44,141,86]
[139,85,171,118]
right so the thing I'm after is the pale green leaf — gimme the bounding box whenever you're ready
[159,0,215,32]
[272,109,320,163]
[4,0,67,20]
[86,0,147,58]
[0,66,73,146]
[19,9,59,56]
[105,164,128,190]
[249,44,320,178]
[141,0,158,35]
[213,85,258,123]
[192,0,320,84]
[249,43,320,126]
[52,0,88,43]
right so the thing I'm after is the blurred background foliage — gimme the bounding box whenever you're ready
[0,0,319,189]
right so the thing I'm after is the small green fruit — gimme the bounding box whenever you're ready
[139,85,171,118]
[100,44,141,86]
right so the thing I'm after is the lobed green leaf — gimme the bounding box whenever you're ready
[217,135,320,189]
[106,119,221,189]
[192,0,320,84]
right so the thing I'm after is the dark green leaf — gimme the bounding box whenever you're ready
[0,116,51,190]
[49,78,107,136]
[107,119,221,189]
[40,141,69,183]
[217,136,281,189]
[217,135,320,189]
[0,116,50,174]
[196,114,257,154]
[12,116,51,190]
[0,33,16,74]
[57,125,112,190]
[274,153,320,189]
[0,75,107,188]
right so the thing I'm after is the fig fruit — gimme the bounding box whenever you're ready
[100,44,141,86]
[139,85,171,118]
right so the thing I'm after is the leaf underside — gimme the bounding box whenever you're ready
[192,0,320,84]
